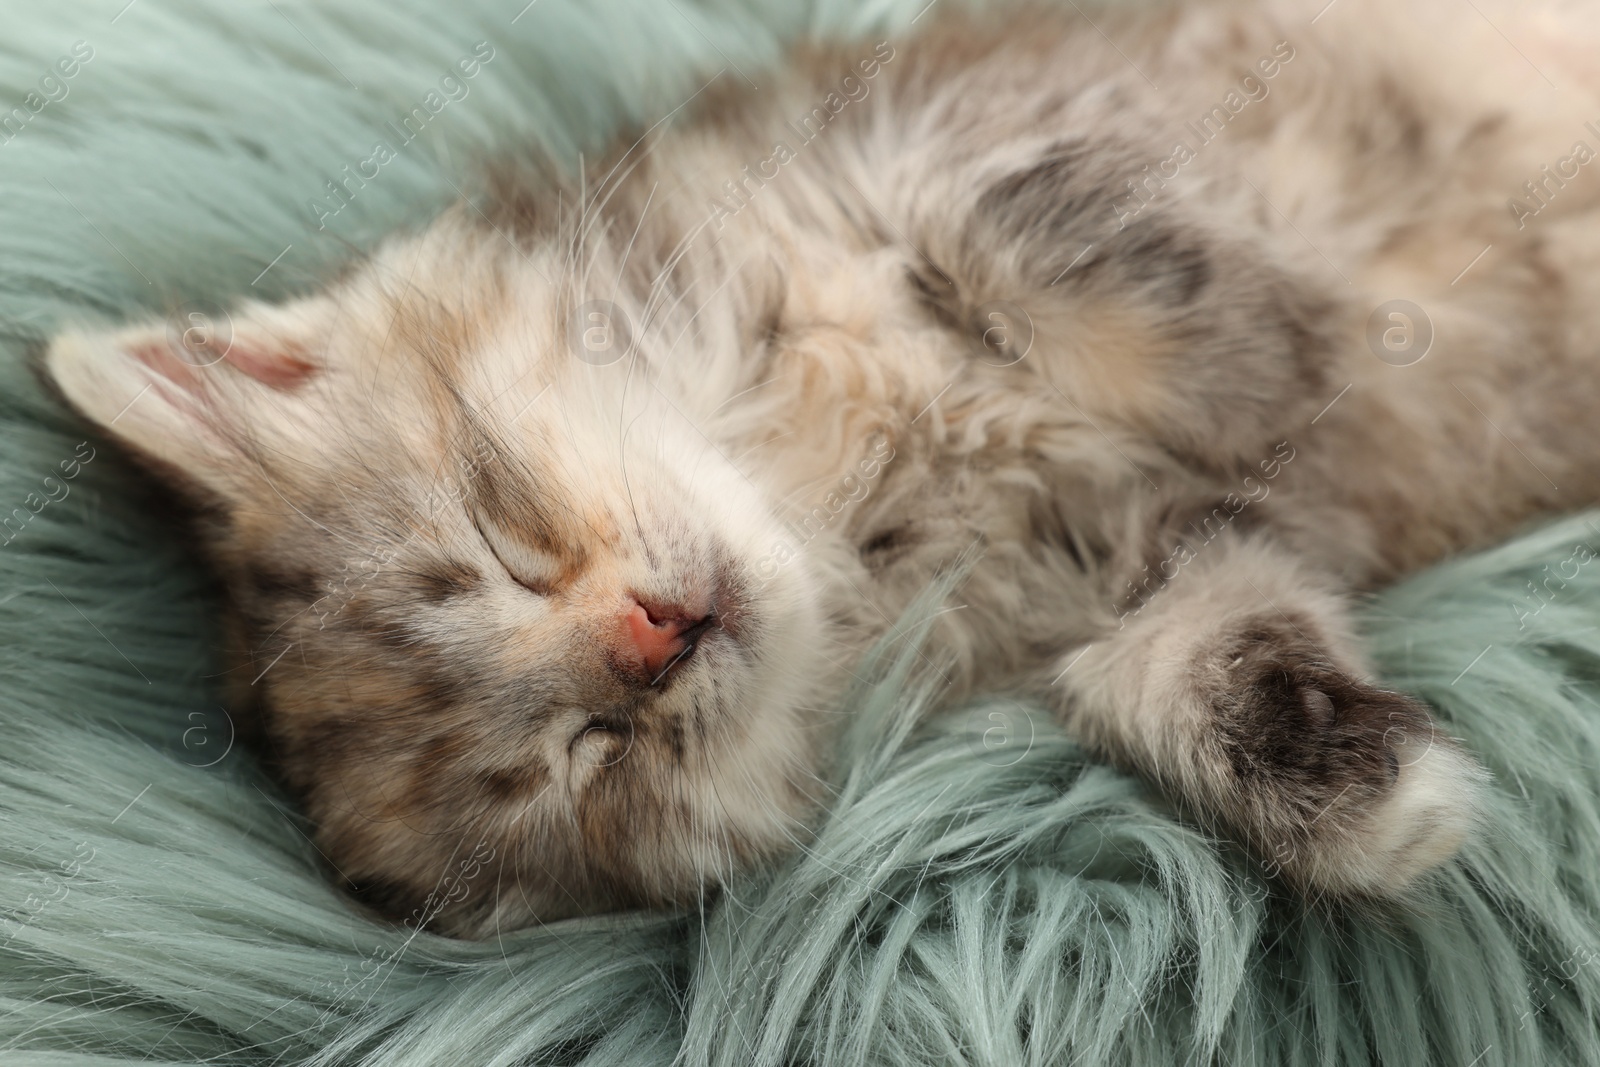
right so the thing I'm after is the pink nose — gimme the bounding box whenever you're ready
[625,597,714,681]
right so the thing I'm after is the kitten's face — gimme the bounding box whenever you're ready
[47,221,830,934]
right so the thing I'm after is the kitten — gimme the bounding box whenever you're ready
[45,0,1600,936]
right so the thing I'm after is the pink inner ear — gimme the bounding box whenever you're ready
[130,337,317,393]
[131,341,204,391]
[224,343,317,390]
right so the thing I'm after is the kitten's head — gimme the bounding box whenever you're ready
[46,217,831,935]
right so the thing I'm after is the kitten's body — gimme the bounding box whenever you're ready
[47,0,1600,934]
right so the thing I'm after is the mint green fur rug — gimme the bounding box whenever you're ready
[3,0,1600,1063]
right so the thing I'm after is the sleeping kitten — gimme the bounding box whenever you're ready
[45,0,1600,935]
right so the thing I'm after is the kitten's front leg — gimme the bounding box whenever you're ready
[1054,533,1487,896]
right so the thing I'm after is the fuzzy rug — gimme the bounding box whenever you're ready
[3,0,1600,1064]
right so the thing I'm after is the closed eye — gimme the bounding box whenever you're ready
[470,512,558,596]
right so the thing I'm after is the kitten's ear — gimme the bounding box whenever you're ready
[45,298,336,500]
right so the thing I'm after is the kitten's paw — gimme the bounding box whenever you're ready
[1208,630,1487,897]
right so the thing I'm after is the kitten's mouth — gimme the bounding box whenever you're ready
[649,613,718,686]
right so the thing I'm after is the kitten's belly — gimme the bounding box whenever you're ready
[706,0,1600,679]
[1181,0,1600,586]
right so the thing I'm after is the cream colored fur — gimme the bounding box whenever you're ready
[45,0,1600,931]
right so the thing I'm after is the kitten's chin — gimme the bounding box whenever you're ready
[641,558,838,892]
[459,560,837,936]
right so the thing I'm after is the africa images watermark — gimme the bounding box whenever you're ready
[1112,440,1297,628]
[704,40,897,231]
[2,441,97,549]
[310,438,499,628]
[964,698,1038,768]
[2,841,95,947]
[1111,40,1296,229]
[306,41,496,231]
[755,434,896,582]
[1508,125,1600,230]
[308,839,496,1028]
[1511,525,1600,631]
[0,40,95,147]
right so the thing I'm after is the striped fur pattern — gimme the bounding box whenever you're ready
[45,0,1600,934]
